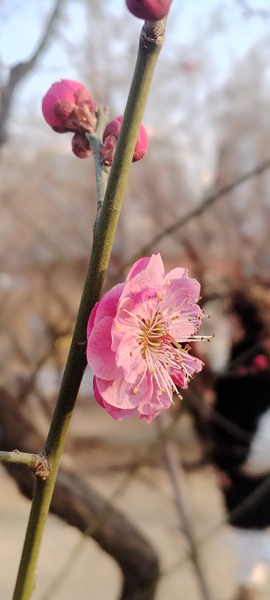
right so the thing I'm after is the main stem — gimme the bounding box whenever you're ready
[12,18,166,600]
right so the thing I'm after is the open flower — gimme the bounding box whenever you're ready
[87,254,208,423]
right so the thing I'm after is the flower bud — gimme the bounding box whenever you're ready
[125,0,172,21]
[42,79,97,134]
[72,133,93,159]
[100,116,148,166]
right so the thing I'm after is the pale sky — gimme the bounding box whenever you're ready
[1,0,270,92]
[1,0,270,159]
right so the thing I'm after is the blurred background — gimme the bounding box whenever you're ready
[1,1,270,599]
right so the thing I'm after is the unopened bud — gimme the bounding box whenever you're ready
[42,79,97,134]
[72,133,94,159]
[125,0,172,21]
[53,99,75,124]
[100,116,148,166]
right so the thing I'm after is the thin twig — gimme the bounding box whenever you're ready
[0,450,40,468]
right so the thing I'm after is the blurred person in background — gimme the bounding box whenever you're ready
[212,286,270,600]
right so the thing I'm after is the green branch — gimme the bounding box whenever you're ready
[0,450,38,468]
[12,17,167,600]
[0,449,50,478]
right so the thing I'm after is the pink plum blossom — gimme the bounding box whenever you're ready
[125,0,172,21]
[99,116,148,166]
[42,79,97,134]
[87,254,208,423]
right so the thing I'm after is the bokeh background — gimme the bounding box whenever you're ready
[1,1,270,599]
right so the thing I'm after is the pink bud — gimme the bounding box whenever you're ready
[100,116,148,166]
[72,133,93,159]
[53,99,75,124]
[125,0,172,21]
[102,119,121,141]
[42,79,97,133]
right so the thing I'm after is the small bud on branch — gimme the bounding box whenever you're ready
[100,116,148,166]
[126,0,172,21]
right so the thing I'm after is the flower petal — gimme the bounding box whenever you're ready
[87,301,99,339]
[96,282,125,321]
[87,316,123,380]
[96,372,149,410]
[93,376,137,419]
[166,267,187,280]
[126,253,164,281]
[138,373,172,415]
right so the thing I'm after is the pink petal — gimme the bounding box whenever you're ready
[61,79,87,93]
[87,282,124,344]
[126,257,152,281]
[114,330,145,382]
[162,278,201,313]
[171,353,204,388]
[42,79,89,127]
[126,253,164,281]
[87,301,99,339]
[120,271,165,305]
[139,409,164,423]
[138,374,172,415]
[93,377,136,419]
[87,316,123,380]
[93,375,106,408]
[95,282,125,321]
[166,267,187,280]
[135,123,148,153]
[103,403,137,420]
[95,373,148,410]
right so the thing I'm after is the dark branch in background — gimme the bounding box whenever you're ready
[111,158,270,283]
[0,0,65,147]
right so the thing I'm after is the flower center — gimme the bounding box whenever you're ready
[118,291,210,402]
[139,316,165,358]
[135,309,185,400]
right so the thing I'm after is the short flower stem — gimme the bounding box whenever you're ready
[87,108,110,209]
[12,18,167,600]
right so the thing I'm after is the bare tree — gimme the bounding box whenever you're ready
[0,0,65,147]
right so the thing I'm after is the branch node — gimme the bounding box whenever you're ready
[30,449,50,481]
[141,20,166,50]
